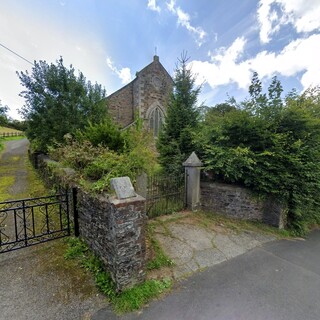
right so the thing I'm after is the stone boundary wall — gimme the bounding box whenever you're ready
[30,152,146,291]
[200,181,287,229]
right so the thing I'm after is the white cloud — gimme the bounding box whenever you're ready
[190,34,320,93]
[106,57,133,84]
[147,0,161,13]
[167,0,175,13]
[118,68,133,84]
[210,37,247,64]
[191,37,250,89]
[166,0,207,46]
[0,3,112,119]
[257,0,320,43]
[257,0,283,44]
[300,67,319,89]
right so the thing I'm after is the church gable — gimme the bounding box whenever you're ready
[106,56,173,135]
[106,81,134,128]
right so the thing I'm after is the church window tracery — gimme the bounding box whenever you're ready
[149,106,164,137]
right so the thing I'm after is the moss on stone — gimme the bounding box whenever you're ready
[0,176,15,201]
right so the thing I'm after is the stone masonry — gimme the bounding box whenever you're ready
[201,182,264,221]
[77,191,146,290]
[200,181,287,228]
[106,55,173,134]
[105,82,134,128]
[31,152,147,291]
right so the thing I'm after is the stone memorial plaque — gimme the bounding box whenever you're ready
[110,177,136,199]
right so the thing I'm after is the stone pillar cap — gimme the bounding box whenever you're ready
[183,152,203,167]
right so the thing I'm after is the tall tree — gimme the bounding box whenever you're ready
[0,100,9,126]
[245,72,284,123]
[247,71,267,115]
[18,57,107,152]
[157,53,200,174]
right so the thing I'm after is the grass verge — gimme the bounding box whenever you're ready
[112,278,171,314]
[0,154,47,202]
[146,224,174,270]
[0,135,25,142]
[0,176,15,200]
[0,134,25,152]
[64,237,173,314]
[148,210,293,242]
[0,126,22,133]
[197,211,293,238]
[0,134,24,153]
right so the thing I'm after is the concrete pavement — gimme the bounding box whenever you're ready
[93,230,320,320]
[150,212,276,279]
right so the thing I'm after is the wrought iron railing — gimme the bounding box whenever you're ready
[0,190,75,253]
[146,173,185,218]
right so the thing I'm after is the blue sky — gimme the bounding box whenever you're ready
[1,0,320,119]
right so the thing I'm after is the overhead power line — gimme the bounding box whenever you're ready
[0,42,34,66]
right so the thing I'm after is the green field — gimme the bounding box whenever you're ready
[0,126,22,134]
[0,127,25,152]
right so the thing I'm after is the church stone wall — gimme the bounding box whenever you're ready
[134,56,173,124]
[106,82,134,128]
[106,56,173,131]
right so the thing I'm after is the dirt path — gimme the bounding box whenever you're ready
[0,139,30,199]
[0,139,108,320]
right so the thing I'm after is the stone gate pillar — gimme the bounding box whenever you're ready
[183,152,203,211]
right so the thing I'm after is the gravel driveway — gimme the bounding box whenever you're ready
[0,139,108,320]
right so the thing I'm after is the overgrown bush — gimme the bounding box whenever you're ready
[65,236,172,314]
[75,118,125,152]
[50,139,104,170]
[50,121,158,193]
[198,76,320,235]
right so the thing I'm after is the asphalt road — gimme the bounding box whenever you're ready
[94,230,320,320]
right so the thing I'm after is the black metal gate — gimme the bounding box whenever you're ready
[146,173,186,218]
[0,190,77,254]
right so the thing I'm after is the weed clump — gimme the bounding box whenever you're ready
[64,237,172,314]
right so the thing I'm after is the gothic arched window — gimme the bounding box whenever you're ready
[149,107,164,137]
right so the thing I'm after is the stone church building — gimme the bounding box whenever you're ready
[105,55,173,137]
